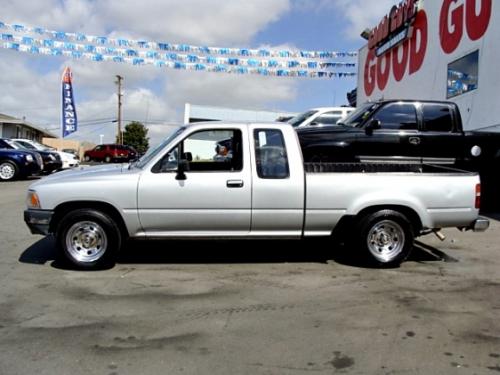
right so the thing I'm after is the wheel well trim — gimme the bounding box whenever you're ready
[50,201,129,238]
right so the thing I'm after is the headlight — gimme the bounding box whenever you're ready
[27,190,41,209]
[26,154,34,162]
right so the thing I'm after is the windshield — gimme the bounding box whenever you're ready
[133,126,186,169]
[288,110,318,128]
[338,102,380,128]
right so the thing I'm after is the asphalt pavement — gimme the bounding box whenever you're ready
[0,178,499,375]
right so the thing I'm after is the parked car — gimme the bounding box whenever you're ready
[0,148,42,181]
[83,144,138,163]
[0,138,62,174]
[12,139,79,169]
[24,122,488,269]
[62,148,80,160]
[288,106,354,128]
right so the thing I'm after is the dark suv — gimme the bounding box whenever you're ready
[83,144,138,163]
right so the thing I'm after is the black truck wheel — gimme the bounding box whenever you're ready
[355,210,414,267]
[57,209,121,269]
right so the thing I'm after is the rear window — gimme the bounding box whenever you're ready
[422,104,454,132]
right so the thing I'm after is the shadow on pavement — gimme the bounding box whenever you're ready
[19,236,58,265]
[19,237,457,270]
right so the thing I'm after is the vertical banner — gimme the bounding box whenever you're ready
[62,67,78,137]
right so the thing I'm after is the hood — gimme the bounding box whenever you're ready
[29,163,137,187]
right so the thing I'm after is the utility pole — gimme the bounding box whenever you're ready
[115,75,123,144]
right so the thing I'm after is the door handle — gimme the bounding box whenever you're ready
[227,180,244,188]
[409,137,421,145]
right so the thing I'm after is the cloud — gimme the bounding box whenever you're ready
[0,0,300,145]
[293,0,399,40]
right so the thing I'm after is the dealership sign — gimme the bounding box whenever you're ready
[61,67,78,138]
[368,0,419,57]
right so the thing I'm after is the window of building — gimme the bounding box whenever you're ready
[373,103,418,130]
[254,129,289,179]
[447,50,479,98]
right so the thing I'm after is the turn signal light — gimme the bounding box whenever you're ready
[27,191,41,209]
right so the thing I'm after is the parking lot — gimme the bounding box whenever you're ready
[1,178,499,375]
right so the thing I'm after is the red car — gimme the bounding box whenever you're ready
[83,144,137,163]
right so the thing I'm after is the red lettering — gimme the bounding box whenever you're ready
[363,8,428,97]
[376,52,391,91]
[364,49,377,96]
[409,10,428,74]
[440,0,464,54]
[466,0,491,40]
[392,40,409,82]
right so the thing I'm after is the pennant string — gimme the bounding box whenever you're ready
[0,20,358,79]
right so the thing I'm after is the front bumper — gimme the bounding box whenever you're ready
[24,209,54,235]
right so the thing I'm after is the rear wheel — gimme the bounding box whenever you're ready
[355,210,414,267]
[104,155,112,163]
[0,161,18,181]
[57,209,121,269]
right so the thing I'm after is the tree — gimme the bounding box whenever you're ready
[121,121,149,154]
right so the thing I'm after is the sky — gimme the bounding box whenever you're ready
[0,0,398,145]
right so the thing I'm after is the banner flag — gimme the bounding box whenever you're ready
[61,67,77,137]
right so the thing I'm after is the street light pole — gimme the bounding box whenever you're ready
[115,75,123,144]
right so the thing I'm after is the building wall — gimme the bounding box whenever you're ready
[43,138,95,160]
[358,0,498,131]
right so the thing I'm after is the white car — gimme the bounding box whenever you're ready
[288,106,354,128]
[12,139,80,169]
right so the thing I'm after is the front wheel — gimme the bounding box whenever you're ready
[0,161,18,181]
[56,209,121,269]
[355,210,414,267]
[104,155,112,163]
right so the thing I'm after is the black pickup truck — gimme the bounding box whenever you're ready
[297,100,500,166]
[297,100,500,208]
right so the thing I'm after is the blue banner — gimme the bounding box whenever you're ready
[62,67,78,137]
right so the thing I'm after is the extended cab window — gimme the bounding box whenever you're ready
[155,129,243,172]
[422,104,454,132]
[254,129,289,179]
[373,103,417,130]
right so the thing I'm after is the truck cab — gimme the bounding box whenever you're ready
[298,100,468,164]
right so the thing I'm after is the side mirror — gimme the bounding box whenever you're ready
[175,159,189,180]
[309,121,319,126]
[365,119,381,135]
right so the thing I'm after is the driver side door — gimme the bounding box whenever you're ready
[137,127,252,236]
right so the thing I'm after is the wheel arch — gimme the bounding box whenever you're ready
[354,205,422,235]
[50,201,129,239]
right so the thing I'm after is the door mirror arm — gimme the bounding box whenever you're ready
[365,119,381,135]
[176,159,189,180]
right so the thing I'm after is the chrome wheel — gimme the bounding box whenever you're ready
[0,162,16,180]
[367,220,405,263]
[65,221,108,263]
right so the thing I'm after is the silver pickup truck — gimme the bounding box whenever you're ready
[24,122,489,269]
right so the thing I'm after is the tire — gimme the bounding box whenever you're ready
[104,155,112,163]
[0,161,18,181]
[84,155,91,162]
[56,209,121,269]
[355,210,414,267]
